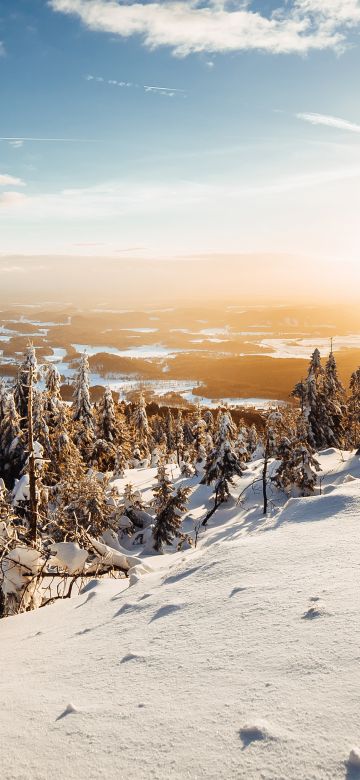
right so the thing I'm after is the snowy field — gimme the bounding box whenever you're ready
[1,450,360,779]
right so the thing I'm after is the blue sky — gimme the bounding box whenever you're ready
[1,0,360,265]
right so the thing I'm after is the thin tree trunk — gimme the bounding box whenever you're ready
[27,368,38,543]
[262,449,269,516]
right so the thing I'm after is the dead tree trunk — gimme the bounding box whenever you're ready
[27,367,38,543]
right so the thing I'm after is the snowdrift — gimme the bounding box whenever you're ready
[1,450,360,779]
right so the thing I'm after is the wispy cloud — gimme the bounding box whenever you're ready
[48,0,356,57]
[86,74,186,97]
[0,174,26,187]
[0,42,6,57]
[1,168,359,219]
[296,112,360,133]
[0,136,99,146]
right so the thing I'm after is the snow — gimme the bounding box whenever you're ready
[1,451,360,778]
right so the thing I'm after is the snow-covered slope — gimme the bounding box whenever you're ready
[1,450,360,780]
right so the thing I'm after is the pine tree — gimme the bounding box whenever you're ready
[273,415,321,496]
[292,348,325,448]
[247,424,258,456]
[73,353,93,426]
[0,393,24,485]
[192,405,207,462]
[153,463,173,512]
[13,343,38,423]
[98,386,118,443]
[165,409,175,453]
[320,349,346,448]
[44,363,63,428]
[132,393,149,454]
[174,410,184,465]
[152,486,189,552]
[236,423,249,463]
[202,411,244,509]
[72,353,94,456]
[348,368,360,450]
[33,389,52,460]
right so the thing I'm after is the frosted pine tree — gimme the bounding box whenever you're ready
[32,389,51,460]
[320,348,346,448]
[348,368,360,450]
[98,386,118,443]
[72,353,94,455]
[292,348,325,448]
[153,463,173,513]
[192,405,207,462]
[273,415,321,496]
[152,486,190,553]
[236,422,249,463]
[132,394,149,454]
[247,423,258,456]
[202,411,244,512]
[73,353,93,426]
[44,363,63,429]
[0,380,9,423]
[165,409,175,453]
[0,394,24,485]
[174,410,184,465]
[13,343,38,422]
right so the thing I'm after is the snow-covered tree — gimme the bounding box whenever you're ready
[13,343,38,422]
[320,349,346,448]
[72,353,94,455]
[165,409,175,453]
[202,411,244,510]
[192,405,207,461]
[174,410,184,465]
[97,386,117,443]
[33,389,51,460]
[152,464,173,512]
[73,353,93,427]
[273,416,321,496]
[152,486,189,552]
[247,423,258,456]
[236,423,249,463]
[292,349,324,447]
[348,368,360,450]
[132,394,149,453]
[0,394,24,485]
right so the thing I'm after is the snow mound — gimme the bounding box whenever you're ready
[348,748,360,769]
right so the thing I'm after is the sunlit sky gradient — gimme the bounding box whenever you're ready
[0,0,360,275]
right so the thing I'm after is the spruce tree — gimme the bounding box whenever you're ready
[98,386,118,443]
[348,368,360,450]
[153,463,173,512]
[132,393,149,454]
[174,410,184,465]
[13,343,38,422]
[202,411,244,506]
[72,353,94,456]
[273,415,321,496]
[152,486,189,552]
[320,349,346,448]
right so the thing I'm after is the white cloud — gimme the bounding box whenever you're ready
[48,0,349,57]
[0,191,28,207]
[0,174,26,187]
[296,112,360,132]
[0,41,6,57]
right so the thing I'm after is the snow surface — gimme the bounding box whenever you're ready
[1,450,360,778]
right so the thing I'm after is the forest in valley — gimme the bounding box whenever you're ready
[0,342,359,618]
